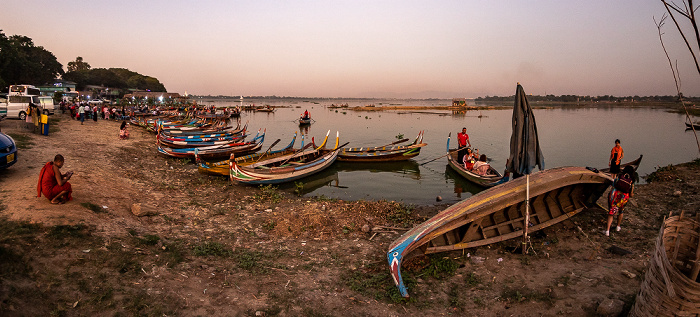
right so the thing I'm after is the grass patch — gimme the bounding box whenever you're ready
[48,117,60,133]
[136,234,160,246]
[6,133,34,149]
[500,286,554,305]
[80,202,106,213]
[418,256,459,279]
[255,184,283,203]
[193,241,233,257]
[465,272,481,287]
[47,224,88,240]
[387,204,415,227]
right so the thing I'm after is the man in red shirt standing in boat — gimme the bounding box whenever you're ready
[457,127,471,164]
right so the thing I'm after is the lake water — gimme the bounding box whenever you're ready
[203,98,699,205]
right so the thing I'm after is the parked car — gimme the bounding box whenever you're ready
[0,132,17,169]
[88,99,106,105]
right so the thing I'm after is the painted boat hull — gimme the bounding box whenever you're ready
[197,133,299,176]
[337,131,426,162]
[387,166,613,297]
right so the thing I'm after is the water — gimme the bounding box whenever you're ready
[202,98,699,205]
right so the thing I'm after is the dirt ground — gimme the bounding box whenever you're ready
[0,112,698,316]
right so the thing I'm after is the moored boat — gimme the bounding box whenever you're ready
[196,132,299,176]
[685,122,700,130]
[230,131,345,185]
[157,130,265,159]
[387,166,613,297]
[446,134,507,187]
[337,131,427,162]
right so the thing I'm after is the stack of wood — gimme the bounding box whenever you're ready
[631,211,700,316]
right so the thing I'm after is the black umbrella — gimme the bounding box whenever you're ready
[506,83,545,254]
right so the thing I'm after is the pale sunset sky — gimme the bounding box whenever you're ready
[2,0,697,98]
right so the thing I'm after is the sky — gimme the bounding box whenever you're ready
[2,0,698,98]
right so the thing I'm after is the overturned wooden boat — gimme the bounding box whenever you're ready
[196,132,299,176]
[230,131,345,185]
[337,131,427,162]
[387,166,613,297]
[446,133,508,187]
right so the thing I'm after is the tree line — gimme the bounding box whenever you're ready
[475,94,695,103]
[0,30,166,94]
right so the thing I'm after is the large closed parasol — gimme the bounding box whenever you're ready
[506,83,545,253]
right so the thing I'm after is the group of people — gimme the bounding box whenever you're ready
[66,102,128,124]
[457,127,492,176]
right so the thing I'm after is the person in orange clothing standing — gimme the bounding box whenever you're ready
[609,139,624,178]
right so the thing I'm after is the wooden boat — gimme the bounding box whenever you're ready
[299,116,311,126]
[387,166,613,297]
[337,131,427,162]
[196,133,299,176]
[686,122,700,130]
[446,134,507,187]
[230,131,345,185]
[157,133,248,149]
[160,122,246,136]
[599,154,643,174]
[157,130,265,159]
[255,107,275,113]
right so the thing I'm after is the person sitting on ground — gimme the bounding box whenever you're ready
[472,154,491,176]
[119,121,130,140]
[463,148,475,170]
[604,165,635,236]
[37,154,73,204]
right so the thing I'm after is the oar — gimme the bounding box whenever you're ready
[419,145,469,166]
[254,139,281,162]
[279,143,314,166]
[376,138,409,148]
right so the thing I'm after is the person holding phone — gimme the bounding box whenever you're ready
[37,154,73,204]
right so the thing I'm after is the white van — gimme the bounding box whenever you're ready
[6,85,53,119]
[38,96,57,115]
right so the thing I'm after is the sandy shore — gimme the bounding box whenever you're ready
[0,112,698,316]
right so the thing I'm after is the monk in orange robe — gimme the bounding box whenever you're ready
[37,154,73,204]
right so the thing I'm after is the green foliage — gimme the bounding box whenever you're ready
[419,256,459,279]
[0,31,64,90]
[262,220,277,231]
[63,67,167,93]
[345,268,414,304]
[465,272,481,287]
[255,184,283,203]
[193,241,233,257]
[396,133,404,140]
[387,204,415,227]
[294,181,305,196]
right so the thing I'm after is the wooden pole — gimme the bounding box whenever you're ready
[522,174,530,254]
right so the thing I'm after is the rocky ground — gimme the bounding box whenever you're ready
[0,112,698,316]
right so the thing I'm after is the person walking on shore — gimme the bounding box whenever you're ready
[457,127,471,164]
[605,165,635,236]
[79,104,85,124]
[609,139,624,178]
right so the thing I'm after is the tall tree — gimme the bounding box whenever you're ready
[0,30,63,91]
[67,56,91,72]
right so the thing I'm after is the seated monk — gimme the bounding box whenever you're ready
[472,154,491,176]
[37,154,73,204]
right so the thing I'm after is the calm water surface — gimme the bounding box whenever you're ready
[205,98,698,205]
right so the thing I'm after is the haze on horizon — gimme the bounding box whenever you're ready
[2,1,697,98]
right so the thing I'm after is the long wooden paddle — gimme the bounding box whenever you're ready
[375,138,409,149]
[279,143,314,166]
[254,139,281,163]
[419,145,469,166]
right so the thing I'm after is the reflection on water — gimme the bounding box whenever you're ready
[205,98,699,205]
[443,164,486,199]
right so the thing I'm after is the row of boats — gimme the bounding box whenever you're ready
[131,114,428,185]
[132,111,645,299]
